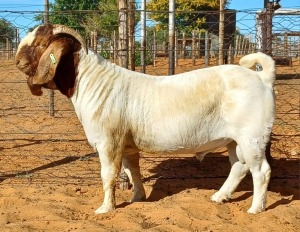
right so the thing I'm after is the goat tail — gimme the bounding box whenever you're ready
[239,52,276,87]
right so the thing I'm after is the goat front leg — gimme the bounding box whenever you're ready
[95,143,122,214]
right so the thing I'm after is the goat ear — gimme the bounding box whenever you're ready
[32,37,73,85]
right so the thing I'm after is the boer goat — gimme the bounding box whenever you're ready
[15,24,276,214]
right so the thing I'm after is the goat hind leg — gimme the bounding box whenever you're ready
[122,153,146,202]
[211,141,249,203]
[236,140,271,214]
[247,157,271,214]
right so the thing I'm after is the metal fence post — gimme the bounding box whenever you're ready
[44,0,54,117]
[118,0,128,68]
[168,0,175,75]
[140,0,146,73]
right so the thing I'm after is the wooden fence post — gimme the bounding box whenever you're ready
[93,30,97,52]
[113,30,117,63]
[163,30,167,60]
[219,0,225,65]
[90,31,93,50]
[128,0,135,71]
[298,36,300,65]
[284,32,288,56]
[153,30,156,67]
[235,35,240,57]
[197,32,201,58]
[182,32,186,59]
[192,30,196,65]
[175,30,178,67]
[205,31,209,67]
[228,44,234,64]
[6,37,9,60]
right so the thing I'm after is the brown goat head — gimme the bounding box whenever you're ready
[15,24,87,97]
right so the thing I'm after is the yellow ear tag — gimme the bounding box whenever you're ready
[50,53,57,64]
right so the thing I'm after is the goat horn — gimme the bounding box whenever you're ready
[52,24,88,53]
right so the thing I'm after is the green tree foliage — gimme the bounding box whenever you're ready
[34,0,99,36]
[147,0,231,33]
[48,0,99,31]
[83,0,140,38]
[0,19,15,45]
[34,0,138,39]
[82,0,118,38]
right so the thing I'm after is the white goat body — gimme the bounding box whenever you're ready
[15,24,276,214]
[75,52,275,155]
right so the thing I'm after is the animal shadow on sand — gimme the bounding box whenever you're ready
[0,148,298,212]
[142,153,299,211]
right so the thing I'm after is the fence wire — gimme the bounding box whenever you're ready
[0,6,299,185]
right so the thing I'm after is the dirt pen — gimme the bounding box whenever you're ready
[0,55,298,231]
[0,5,299,232]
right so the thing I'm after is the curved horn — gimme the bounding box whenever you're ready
[52,24,88,53]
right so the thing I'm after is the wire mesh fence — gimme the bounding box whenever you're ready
[0,4,299,186]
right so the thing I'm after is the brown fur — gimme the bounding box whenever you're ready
[16,24,82,97]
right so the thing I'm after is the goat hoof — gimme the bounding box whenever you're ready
[130,195,146,203]
[95,205,115,214]
[211,192,231,203]
[247,206,264,214]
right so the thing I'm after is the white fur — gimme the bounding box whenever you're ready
[69,51,275,214]
[17,30,276,215]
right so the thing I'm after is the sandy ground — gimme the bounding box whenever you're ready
[0,57,299,231]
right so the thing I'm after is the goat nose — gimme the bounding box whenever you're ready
[15,59,20,65]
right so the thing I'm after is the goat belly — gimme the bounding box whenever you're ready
[134,140,232,155]
[132,130,232,155]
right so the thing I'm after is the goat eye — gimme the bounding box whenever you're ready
[39,45,46,48]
